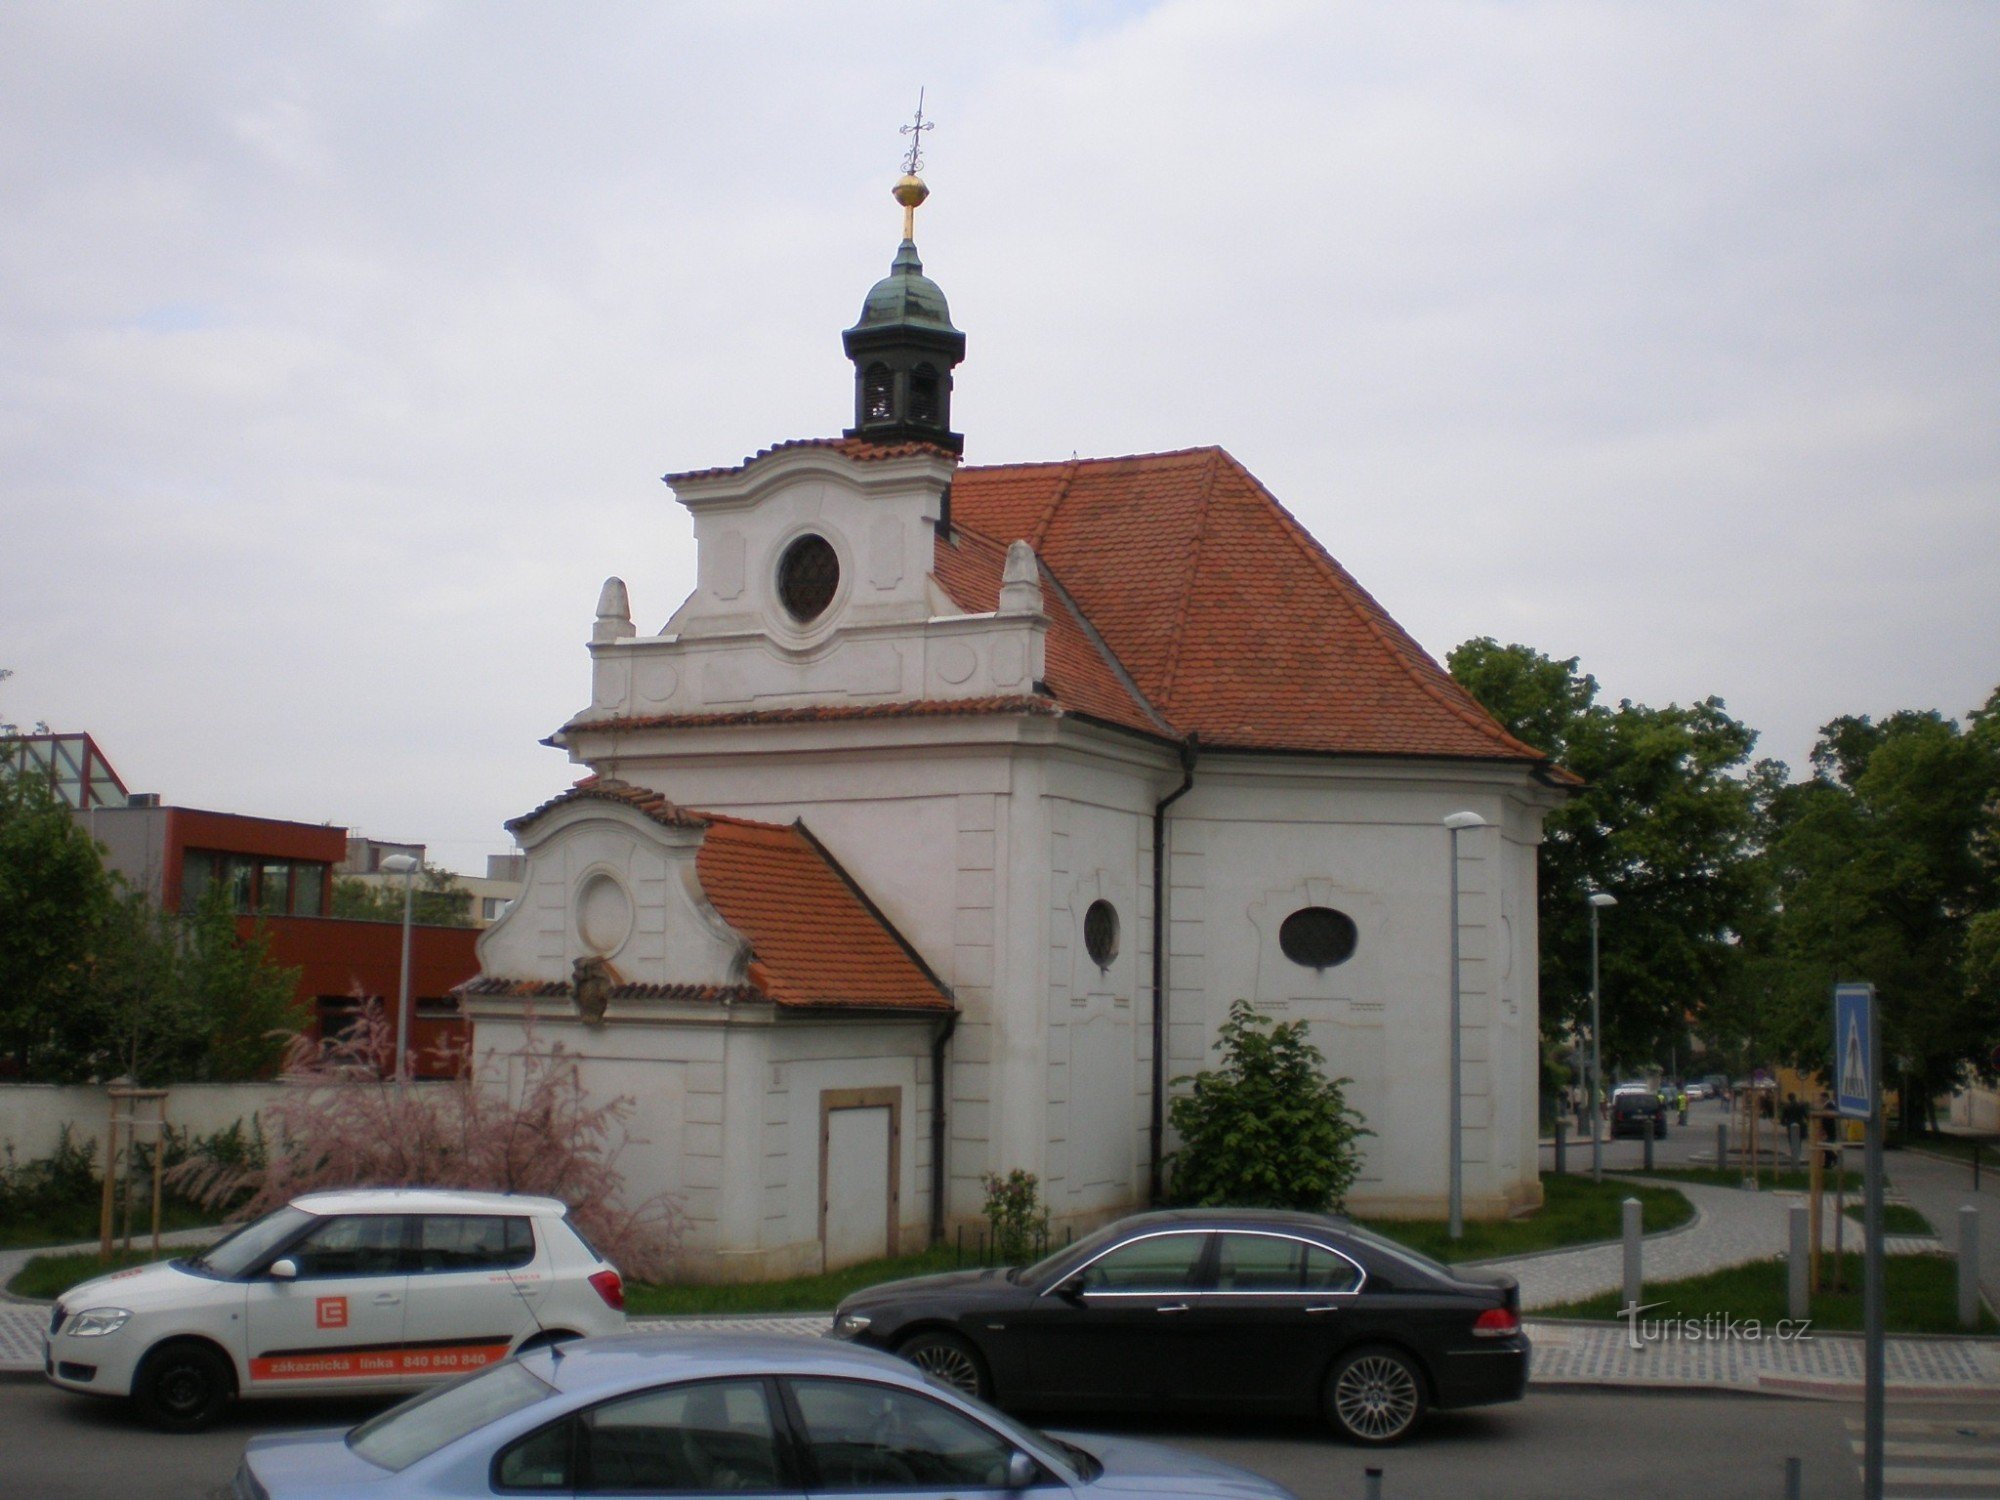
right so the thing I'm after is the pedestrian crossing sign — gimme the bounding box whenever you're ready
[1833,982,1874,1120]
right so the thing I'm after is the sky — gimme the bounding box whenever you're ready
[3,1,1996,872]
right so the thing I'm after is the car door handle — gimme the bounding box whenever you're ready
[1156,1303,1191,1314]
[372,1293,401,1306]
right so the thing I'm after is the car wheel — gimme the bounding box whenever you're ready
[133,1340,234,1433]
[1325,1345,1427,1446]
[897,1330,990,1401]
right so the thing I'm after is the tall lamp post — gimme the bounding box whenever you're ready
[1444,811,1486,1240]
[1587,890,1618,1183]
[380,855,419,1089]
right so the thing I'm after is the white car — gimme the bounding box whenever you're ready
[44,1188,626,1431]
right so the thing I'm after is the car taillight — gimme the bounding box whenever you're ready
[588,1268,625,1311]
[1472,1307,1519,1338]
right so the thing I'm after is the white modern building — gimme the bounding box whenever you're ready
[463,171,1571,1280]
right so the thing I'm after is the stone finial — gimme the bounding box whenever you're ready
[593,577,636,643]
[999,540,1044,616]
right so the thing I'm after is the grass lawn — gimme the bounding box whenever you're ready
[624,1245,966,1317]
[1908,1134,2000,1167]
[1844,1203,1933,1236]
[1629,1165,1863,1194]
[0,1200,220,1252]
[8,1242,215,1301]
[1356,1173,1693,1264]
[1540,1252,1996,1335]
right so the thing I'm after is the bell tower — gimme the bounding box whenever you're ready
[842,95,966,453]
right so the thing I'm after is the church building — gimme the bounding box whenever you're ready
[463,161,1569,1281]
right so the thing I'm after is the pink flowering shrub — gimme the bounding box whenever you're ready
[170,1004,682,1280]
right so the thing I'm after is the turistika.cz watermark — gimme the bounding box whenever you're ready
[1619,1300,1813,1350]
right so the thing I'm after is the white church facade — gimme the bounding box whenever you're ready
[463,169,1570,1281]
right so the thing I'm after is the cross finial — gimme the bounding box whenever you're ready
[899,88,933,176]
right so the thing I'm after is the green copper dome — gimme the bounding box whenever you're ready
[849,240,961,337]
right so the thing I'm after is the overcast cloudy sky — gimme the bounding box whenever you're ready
[3,2,1995,870]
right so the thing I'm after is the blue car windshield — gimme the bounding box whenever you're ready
[349,1360,557,1472]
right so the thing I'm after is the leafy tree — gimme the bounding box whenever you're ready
[170,1004,685,1280]
[1748,701,2000,1124]
[331,864,474,927]
[0,764,115,1075]
[1167,1000,1369,1211]
[1448,640,1764,1073]
[178,888,302,1080]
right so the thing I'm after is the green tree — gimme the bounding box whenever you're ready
[0,764,115,1075]
[1750,701,2000,1124]
[1448,640,1764,1073]
[331,865,473,927]
[177,887,301,1080]
[1167,1000,1370,1211]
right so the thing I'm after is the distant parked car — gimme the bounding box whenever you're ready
[1683,1080,1714,1101]
[1610,1091,1669,1138]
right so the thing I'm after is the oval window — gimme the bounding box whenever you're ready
[1083,899,1119,970]
[778,534,840,623]
[1280,906,1357,970]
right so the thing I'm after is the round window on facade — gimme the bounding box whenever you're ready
[1083,899,1119,970]
[1280,906,1358,971]
[778,534,840,623]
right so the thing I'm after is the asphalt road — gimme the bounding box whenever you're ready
[0,1373,1889,1500]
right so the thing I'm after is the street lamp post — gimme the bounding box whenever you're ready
[1443,811,1486,1240]
[380,855,419,1088]
[1588,890,1619,1183]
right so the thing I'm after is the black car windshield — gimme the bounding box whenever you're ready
[1014,1221,1132,1285]
[348,1359,556,1472]
[181,1206,314,1280]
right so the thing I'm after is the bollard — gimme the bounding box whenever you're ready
[1784,1456,1802,1500]
[1961,1205,1982,1330]
[1644,1124,1655,1171]
[1364,1467,1383,1500]
[1716,1122,1727,1169]
[1788,1204,1809,1320]
[1623,1197,1643,1309]
[1554,1117,1566,1175]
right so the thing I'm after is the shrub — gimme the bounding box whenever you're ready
[0,1125,100,1221]
[1167,999,1370,1212]
[980,1169,1050,1264]
[169,1004,684,1279]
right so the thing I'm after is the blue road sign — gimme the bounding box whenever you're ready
[1835,982,1875,1120]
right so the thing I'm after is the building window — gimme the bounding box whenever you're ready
[294,863,327,915]
[778,534,840,623]
[182,850,331,915]
[1083,899,1119,970]
[909,363,940,425]
[862,363,894,422]
[1279,906,1358,970]
[415,997,461,1019]
[317,997,364,1042]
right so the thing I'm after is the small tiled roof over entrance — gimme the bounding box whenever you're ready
[490,779,950,1013]
[949,447,1552,765]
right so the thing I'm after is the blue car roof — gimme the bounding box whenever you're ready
[526,1331,916,1396]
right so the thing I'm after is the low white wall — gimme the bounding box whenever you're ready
[1,1082,294,1165]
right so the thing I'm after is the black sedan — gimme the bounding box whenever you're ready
[1610,1090,1669,1138]
[826,1208,1527,1445]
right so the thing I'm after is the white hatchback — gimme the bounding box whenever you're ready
[43,1188,627,1430]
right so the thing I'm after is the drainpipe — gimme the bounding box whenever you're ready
[929,1009,959,1246]
[1149,736,1198,1204]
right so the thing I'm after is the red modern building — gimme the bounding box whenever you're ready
[8,732,477,1077]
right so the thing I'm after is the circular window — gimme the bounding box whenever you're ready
[1280,906,1358,970]
[576,873,634,956]
[778,534,840,623]
[1083,899,1119,969]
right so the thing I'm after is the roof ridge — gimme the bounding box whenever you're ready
[1155,448,1224,706]
[1221,459,1550,764]
[952,520,1179,739]
[959,444,1225,476]
[1031,457,1082,549]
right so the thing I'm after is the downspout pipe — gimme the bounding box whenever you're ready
[929,1009,959,1246]
[1149,735,1198,1204]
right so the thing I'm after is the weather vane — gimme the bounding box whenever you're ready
[899,88,933,176]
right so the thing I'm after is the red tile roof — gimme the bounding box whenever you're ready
[500,780,951,1013]
[950,447,1554,765]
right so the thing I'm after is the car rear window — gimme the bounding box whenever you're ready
[349,1360,557,1473]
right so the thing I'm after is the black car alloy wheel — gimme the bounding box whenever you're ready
[1325,1345,1426,1445]
[897,1330,989,1401]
